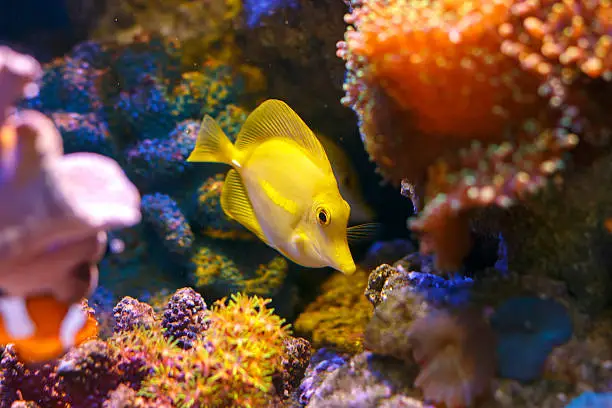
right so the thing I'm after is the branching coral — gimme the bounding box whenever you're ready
[337,0,585,270]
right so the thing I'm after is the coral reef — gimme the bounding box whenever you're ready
[355,254,612,407]
[0,289,311,408]
[4,3,612,407]
[294,268,373,354]
[337,0,612,273]
[23,35,294,304]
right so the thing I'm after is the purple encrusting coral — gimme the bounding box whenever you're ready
[51,112,116,157]
[124,120,200,188]
[161,287,209,349]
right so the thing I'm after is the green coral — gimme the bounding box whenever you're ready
[139,293,290,408]
[215,104,249,140]
[190,239,289,298]
[169,62,243,120]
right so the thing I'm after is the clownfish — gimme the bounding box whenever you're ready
[0,292,98,363]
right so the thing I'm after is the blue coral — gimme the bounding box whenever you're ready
[124,120,199,189]
[565,392,612,408]
[114,77,176,141]
[107,37,181,91]
[50,112,116,157]
[491,296,573,382]
[141,193,194,257]
[243,0,299,28]
[21,57,104,114]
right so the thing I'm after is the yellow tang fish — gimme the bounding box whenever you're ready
[187,99,375,274]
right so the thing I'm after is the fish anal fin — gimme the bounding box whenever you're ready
[236,99,331,169]
[221,169,266,241]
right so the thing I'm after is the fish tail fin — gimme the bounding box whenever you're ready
[187,115,237,166]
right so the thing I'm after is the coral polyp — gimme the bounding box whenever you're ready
[341,0,542,144]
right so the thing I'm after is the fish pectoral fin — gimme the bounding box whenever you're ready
[235,100,332,171]
[221,169,266,242]
[347,222,384,243]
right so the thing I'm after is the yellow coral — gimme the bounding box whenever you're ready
[294,268,373,353]
[140,293,290,408]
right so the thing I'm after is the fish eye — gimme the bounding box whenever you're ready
[316,207,331,226]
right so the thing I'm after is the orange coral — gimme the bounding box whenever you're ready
[499,0,612,145]
[338,0,583,270]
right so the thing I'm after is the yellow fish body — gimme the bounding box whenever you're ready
[187,99,357,274]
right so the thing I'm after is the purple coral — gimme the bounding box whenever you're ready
[298,349,347,405]
[161,287,209,349]
[112,297,157,333]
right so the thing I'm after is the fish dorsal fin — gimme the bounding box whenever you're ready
[221,169,267,242]
[236,99,331,170]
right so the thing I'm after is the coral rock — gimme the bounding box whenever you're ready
[112,297,157,333]
[274,336,312,399]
